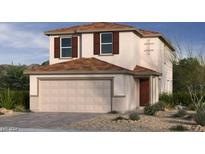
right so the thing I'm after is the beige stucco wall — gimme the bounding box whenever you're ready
[158,40,173,94]
[48,33,173,92]
[29,74,139,113]
[45,31,173,111]
[81,32,140,70]
[149,76,159,105]
[49,35,81,65]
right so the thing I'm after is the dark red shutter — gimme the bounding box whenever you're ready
[94,32,100,55]
[113,32,119,54]
[72,36,78,58]
[54,37,60,58]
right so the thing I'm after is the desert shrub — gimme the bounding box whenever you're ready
[173,109,187,117]
[154,101,165,111]
[112,116,128,121]
[160,93,174,107]
[14,105,25,112]
[0,89,29,110]
[129,112,140,121]
[173,92,194,107]
[13,91,29,110]
[160,92,204,108]
[108,111,119,114]
[0,88,15,109]
[169,125,188,131]
[194,109,205,126]
[144,102,164,115]
[144,105,157,115]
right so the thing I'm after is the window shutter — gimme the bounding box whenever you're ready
[113,32,119,54]
[54,37,60,58]
[94,32,100,55]
[72,36,78,58]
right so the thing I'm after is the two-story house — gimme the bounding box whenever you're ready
[25,22,175,113]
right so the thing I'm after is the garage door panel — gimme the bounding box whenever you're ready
[39,79,111,113]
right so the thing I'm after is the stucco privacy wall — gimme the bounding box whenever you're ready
[29,74,138,112]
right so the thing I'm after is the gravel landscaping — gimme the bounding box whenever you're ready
[66,110,205,132]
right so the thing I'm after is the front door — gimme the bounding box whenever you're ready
[140,78,150,106]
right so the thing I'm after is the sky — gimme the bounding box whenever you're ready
[0,22,205,65]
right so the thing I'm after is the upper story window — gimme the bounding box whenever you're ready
[100,33,113,54]
[60,37,72,58]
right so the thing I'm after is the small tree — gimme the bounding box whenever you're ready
[188,85,205,111]
[173,38,205,110]
[0,65,29,91]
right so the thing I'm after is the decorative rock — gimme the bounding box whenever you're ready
[0,108,13,115]
[175,105,187,110]
[154,111,164,117]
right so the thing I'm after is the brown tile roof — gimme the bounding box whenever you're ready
[25,57,161,76]
[45,22,135,34]
[25,58,132,74]
[133,65,161,75]
[138,28,161,36]
[45,22,175,51]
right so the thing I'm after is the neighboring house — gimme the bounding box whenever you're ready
[25,22,175,113]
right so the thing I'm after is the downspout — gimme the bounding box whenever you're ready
[79,33,82,58]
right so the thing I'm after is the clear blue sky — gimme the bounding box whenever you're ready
[0,22,204,65]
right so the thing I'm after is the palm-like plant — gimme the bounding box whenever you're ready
[0,88,15,109]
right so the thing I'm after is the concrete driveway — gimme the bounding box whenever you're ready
[0,112,99,132]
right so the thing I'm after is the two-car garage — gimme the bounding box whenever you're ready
[38,79,112,113]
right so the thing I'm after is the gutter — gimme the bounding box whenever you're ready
[24,70,135,75]
[24,69,161,77]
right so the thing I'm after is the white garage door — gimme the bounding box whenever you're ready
[39,79,112,113]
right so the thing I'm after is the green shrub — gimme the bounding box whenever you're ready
[160,93,174,107]
[13,91,29,110]
[108,111,119,114]
[144,105,157,115]
[129,112,140,121]
[169,125,188,131]
[173,109,187,117]
[153,101,165,111]
[14,105,25,112]
[173,92,194,107]
[0,89,29,110]
[144,102,164,115]
[0,88,15,109]
[112,116,128,121]
[194,109,205,126]
[159,92,205,108]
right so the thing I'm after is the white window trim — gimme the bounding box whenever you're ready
[100,32,113,55]
[60,36,72,58]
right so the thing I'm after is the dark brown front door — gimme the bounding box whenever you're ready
[140,78,150,106]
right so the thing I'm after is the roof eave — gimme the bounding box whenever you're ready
[24,70,135,75]
[44,28,137,36]
[44,26,175,51]
[134,72,162,76]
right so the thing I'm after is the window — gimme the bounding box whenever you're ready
[100,33,113,54]
[60,37,72,58]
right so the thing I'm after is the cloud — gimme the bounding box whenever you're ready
[0,23,48,49]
